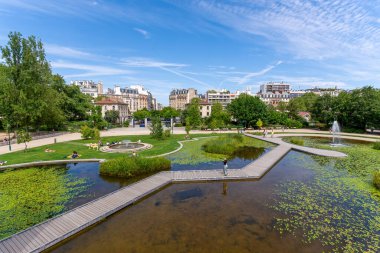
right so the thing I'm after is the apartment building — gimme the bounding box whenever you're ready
[71,80,103,98]
[169,88,197,110]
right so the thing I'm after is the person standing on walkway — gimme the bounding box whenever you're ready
[271,128,274,138]
[223,158,228,176]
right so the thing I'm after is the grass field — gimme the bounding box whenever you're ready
[0,134,219,165]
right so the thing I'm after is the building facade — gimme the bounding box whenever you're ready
[94,97,129,123]
[107,85,156,114]
[169,88,197,110]
[199,101,212,118]
[257,82,291,106]
[72,80,103,98]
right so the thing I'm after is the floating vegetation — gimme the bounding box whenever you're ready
[271,152,380,252]
[99,156,171,178]
[167,135,271,165]
[0,167,88,239]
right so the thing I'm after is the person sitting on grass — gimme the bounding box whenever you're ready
[0,160,7,166]
[65,151,80,159]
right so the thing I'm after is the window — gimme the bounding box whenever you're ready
[207,112,209,116]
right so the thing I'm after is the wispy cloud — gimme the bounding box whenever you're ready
[51,61,132,78]
[235,61,282,85]
[173,1,380,67]
[45,44,92,59]
[133,28,150,39]
[121,57,212,87]
[121,57,187,68]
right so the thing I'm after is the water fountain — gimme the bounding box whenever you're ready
[331,120,346,147]
[100,140,152,153]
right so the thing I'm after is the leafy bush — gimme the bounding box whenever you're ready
[99,156,171,178]
[164,129,171,138]
[374,170,380,189]
[174,123,183,127]
[123,120,130,127]
[150,116,163,139]
[372,142,380,150]
[285,118,303,128]
[289,137,304,146]
[202,134,244,155]
[80,125,99,140]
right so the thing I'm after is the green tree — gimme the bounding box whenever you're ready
[185,117,191,135]
[208,102,230,128]
[277,101,288,113]
[150,116,163,139]
[312,94,336,125]
[256,119,263,129]
[133,108,150,121]
[287,97,306,119]
[51,75,93,121]
[160,106,180,119]
[104,110,120,124]
[89,106,108,129]
[227,94,267,127]
[16,129,32,152]
[0,32,63,131]
[186,98,202,128]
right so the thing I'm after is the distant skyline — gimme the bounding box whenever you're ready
[1,0,380,105]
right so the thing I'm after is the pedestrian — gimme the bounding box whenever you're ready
[271,128,274,138]
[223,158,228,176]
[262,129,266,137]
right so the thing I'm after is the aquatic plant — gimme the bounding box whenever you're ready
[271,153,380,252]
[99,156,171,178]
[288,137,304,146]
[373,170,380,189]
[373,142,380,150]
[0,167,87,239]
[202,134,244,155]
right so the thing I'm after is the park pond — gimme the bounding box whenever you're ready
[47,147,380,253]
[0,136,270,240]
[1,136,379,252]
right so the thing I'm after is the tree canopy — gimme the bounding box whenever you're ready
[227,94,267,127]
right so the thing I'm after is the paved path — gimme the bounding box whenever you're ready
[1,127,378,155]
[0,132,349,253]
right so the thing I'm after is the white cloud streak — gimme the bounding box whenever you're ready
[45,44,92,59]
[133,28,150,39]
[51,61,133,78]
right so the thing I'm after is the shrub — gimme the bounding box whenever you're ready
[174,123,183,127]
[99,156,171,178]
[373,142,380,150]
[164,129,171,138]
[150,116,163,139]
[373,170,380,189]
[80,125,99,139]
[202,134,244,155]
[123,120,130,127]
[289,137,304,146]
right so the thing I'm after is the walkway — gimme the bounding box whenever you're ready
[1,127,379,155]
[0,132,348,253]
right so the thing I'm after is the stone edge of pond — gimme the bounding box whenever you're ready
[0,159,106,171]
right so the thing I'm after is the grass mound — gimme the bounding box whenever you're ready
[374,170,380,189]
[202,134,244,155]
[289,137,304,146]
[373,142,380,150]
[99,156,171,178]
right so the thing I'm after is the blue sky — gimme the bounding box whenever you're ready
[1,0,380,105]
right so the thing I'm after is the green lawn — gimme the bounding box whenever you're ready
[0,134,220,165]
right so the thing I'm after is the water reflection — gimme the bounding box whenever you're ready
[47,152,325,253]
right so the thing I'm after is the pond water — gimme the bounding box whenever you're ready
[64,163,142,209]
[170,146,269,171]
[46,144,380,253]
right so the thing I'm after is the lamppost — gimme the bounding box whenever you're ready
[7,123,11,151]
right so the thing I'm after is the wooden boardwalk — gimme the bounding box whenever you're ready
[0,134,347,253]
